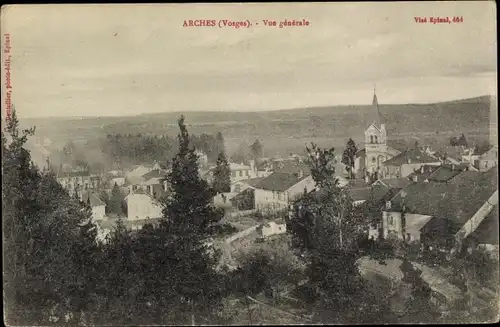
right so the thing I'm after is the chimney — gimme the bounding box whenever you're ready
[365,174,370,184]
[150,185,154,196]
[451,164,455,171]
[298,169,304,179]
[420,165,424,174]
[407,158,412,164]
[412,174,418,182]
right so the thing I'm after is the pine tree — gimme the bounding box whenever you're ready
[108,182,124,216]
[250,139,263,162]
[158,115,226,323]
[3,110,98,325]
[458,133,468,147]
[341,138,358,179]
[213,152,231,194]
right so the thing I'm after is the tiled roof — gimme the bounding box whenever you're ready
[273,161,311,176]
[383,147,440,166]
[386,139,410,152]
[426,166,463,182]
[81,191,105,207]
[141,169,169,180]
[407,165,441,182]
[243,177,265,187]
[349,187,372,202]
[389,169,498,227]
[467,204,499,245]
[254,172,304,192]
[378,178,413,189]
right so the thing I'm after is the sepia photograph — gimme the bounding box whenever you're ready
[1,2,498,325]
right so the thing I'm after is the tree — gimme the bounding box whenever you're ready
[250,139,263,162]
[158,115,227,323]
[3,110,99,325]
[288,143,386,323]
[108,183,124,216]
[213,152,231,194]
[341,138,358,179]
[458,133,468,147]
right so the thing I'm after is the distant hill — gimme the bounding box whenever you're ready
[20,95,494,163]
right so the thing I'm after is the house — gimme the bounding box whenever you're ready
[372,177,413,190]
[125,190,163,221]
[381,169,498,251]
[80,191,106,220]
[476,147,498,172]
[229,162,257,182]
[354,90,404,181]
[381,146,442,179]
[124,162,162,185]
[257,219,287,238]
[253,171,316,213]
[463,204,499,257]
[231,177,264,193]
[57,167,102,196]
[126,168,169,195]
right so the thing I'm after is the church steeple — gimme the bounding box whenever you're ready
[372,85,382,128]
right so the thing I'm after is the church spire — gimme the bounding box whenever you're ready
[372,85,382,128]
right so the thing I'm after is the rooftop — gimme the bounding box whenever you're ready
[254,172,305,192]
[141,169,169,180]
[81,191,106,207]
[425,166,464,183]
[388,169,498,227]
[467,204,499,245]
[383,147,440,166]
[375,178,413,189]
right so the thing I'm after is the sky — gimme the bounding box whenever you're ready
[1,2,497,118]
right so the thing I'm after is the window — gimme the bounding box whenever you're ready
[388,216,394,226]
[485,161,488,169]
[370,135,374,144]
[231,171,236,177]
[372,157,376,163]
[245,170,249,176]
[374,135,378,144]
[239,171,243,177]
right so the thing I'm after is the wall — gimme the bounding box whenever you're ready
[261,222,287,238]
[111,177,126,187]
[127,194,163,221]
[254,175,316,212]
[92,205,106,220]
[231,168,256,182]
[454,190,498,244]
[382,211,432,241]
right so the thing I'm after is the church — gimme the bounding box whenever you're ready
[354,89,403,181]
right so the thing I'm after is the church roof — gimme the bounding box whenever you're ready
[368,89,383,129]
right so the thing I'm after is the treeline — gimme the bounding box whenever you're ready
[98,132,225,168]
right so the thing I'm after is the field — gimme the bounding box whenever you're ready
[20,95,495,168]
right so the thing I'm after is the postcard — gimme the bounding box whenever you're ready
[1,2,498,325]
